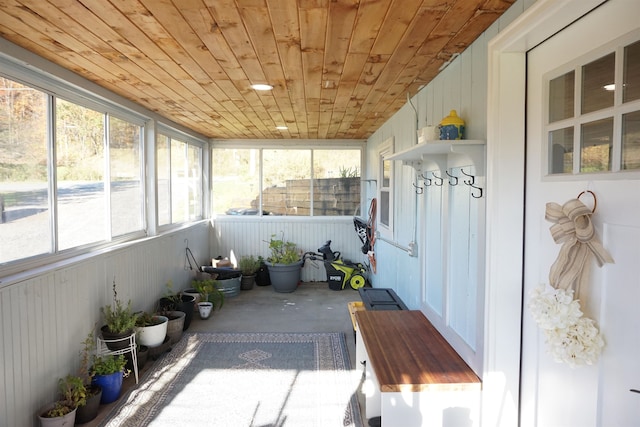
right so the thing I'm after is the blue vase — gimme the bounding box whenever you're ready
[92,371,123,404]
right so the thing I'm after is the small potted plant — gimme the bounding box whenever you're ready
[135,311,168,348]
[75,329,103,424]
[158,280,195,331]
[238,255,261,290]
[265,234,303,293]
[192,277,224,319]
[38,375,86,426]
[91,354,128,404]
[255,256,271,287]
[101,279,138,351]
[156,281,188,344]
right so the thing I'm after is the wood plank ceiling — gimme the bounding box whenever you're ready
[0,0,515,140]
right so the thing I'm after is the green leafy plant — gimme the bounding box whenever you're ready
[43,375,87,417]
[78,329,95,387]
[338,166,359,178]
[43,401,74,418]
[192,278,224,310]
[101,279,138,334]
[91,354,127,376]
[267,234,301,265]
[238,255,261,275]
[135,311,165,327]
[159,280,182,313]
[59,375,87,408]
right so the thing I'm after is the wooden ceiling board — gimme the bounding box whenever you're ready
[0,0,515,140]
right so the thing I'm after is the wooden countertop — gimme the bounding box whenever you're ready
[355,310,481,393]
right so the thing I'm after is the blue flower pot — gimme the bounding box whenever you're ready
[92,371,123,404]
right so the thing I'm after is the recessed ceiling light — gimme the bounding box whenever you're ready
[276,126,288,130]
[251,84,273,91]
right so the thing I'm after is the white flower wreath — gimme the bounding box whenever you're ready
[528,284,605,367]
[529,196,613,367]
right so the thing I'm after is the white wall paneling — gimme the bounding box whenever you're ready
[210,217,368,283]
[0,223,209,426]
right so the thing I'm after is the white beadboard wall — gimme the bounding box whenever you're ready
[0,222,210,427]
[210,217,368,282]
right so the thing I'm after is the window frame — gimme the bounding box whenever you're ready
[543,30,640,178]
[210,140,365,218]
[377,137,394,240]
[0,54,208,279]
[156,124,205,230]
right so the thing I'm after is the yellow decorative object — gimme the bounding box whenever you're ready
[439,109,465,140]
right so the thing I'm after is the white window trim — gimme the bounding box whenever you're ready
[156,126,206,230]
[377,137,394,240]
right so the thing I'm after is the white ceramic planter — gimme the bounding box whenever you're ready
[198,302,213,319]
[136,315,168,348]
[38,405,77,427]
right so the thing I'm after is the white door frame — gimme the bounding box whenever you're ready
[484,1,606,426]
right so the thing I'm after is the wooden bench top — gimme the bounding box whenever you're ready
[355,310,481,393]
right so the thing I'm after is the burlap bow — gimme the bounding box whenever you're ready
[545,199,614,294]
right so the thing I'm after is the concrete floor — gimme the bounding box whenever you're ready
[87,281,366,426]
[189,281,362,359]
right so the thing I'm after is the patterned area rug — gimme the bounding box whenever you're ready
[100,332,363,426]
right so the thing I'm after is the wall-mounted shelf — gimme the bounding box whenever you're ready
[386,140,485,175]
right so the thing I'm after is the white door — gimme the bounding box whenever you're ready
[522,1,640,426]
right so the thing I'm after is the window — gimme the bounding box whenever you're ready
[0,78,50,262]
[0,75,146,266]
[377,138,394,238]
[211,146,361,216]
[211,148,260,215]
[313,149,361,217]
[547,37,640,174]
[157,130,203,226]
[263,149,311,216]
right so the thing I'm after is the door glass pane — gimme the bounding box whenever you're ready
[581,118,613,172]
[380,190,390,226]
[549,71,574,123]
[622,110,640,170]
[549,127,574,174]
[157,134,171,225]
[582,53,615,114]
[211,148,260,215]
[382,159,391,187]
[0,78,51,263]
[109,116,143,236]
[313,149,361,216]
[262,149,311,216]
[623,40,640,103]
[56,99,105,250]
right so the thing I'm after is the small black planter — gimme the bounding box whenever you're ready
[241,274,256,290]
[159,294,195,331]
[255,263,271,286]
[124,345,149,372]
[137,345,149,370]
[100,325,134,351]
[75,385,102,424]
